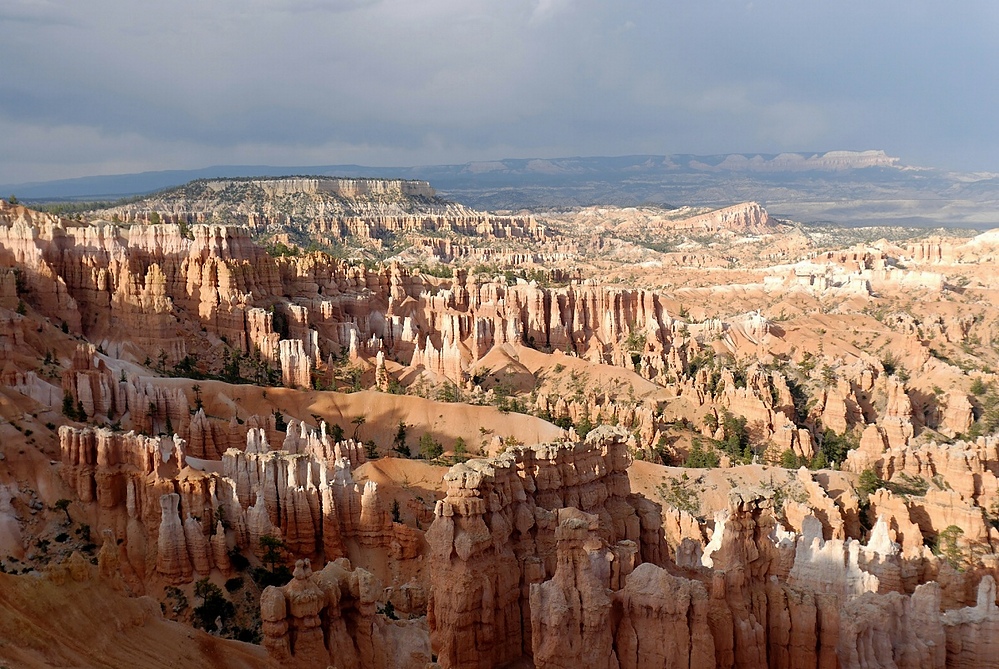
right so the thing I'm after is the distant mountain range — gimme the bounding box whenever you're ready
[5,151,999,228]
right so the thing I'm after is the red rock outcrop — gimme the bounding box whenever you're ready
[672,201,774,234]
[426,426,664,669]
[612,562,715,669]
[845,431,999,552]
[261,557,431,669]
[837,582,946,669]
[156,493,194,582]
[940,392,974,437]
[429,472,974,669]
[530,511,627,669]
[58,421,408,589]
[941,575,999,669]
[0,204,908,465]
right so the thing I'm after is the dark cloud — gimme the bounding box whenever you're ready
[2,0,997,183]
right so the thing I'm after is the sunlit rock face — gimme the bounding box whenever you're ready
[5,191,999,669]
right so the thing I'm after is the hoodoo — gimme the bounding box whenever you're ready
[2,181,999,668]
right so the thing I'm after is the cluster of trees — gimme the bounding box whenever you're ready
[150,346,280,388]
[181,533,294,643]
[387,421,456,461]
[695,410,753,465]
[676,408,861,470]
[967,377,999,439]
[61,391,87,421]
[856,468,929,498]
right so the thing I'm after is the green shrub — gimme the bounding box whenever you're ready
[656,473,700,514]
[684,439,719,468]
[857,468,884,497]
[935,525,966,571]
[228,549,249,571]
[419,433,444,459]
[817,428,859,466]
[780,449,801,469]
[193,578,235,632]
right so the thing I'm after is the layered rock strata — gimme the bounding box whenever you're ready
[58,421,405,585]
[427,434,998,669]
[2,205,955,463]
[426,426,665,668]
[261,557,431,669]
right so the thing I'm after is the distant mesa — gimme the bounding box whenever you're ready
[467,150,902,175]
[6,149,998,228]
[0,150,906,202]
[199,176,436,199]
[86,175,549,257]
[96,175,459,225]
[698,150,900,173]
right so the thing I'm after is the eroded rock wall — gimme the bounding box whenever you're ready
[261,557,431,669]
[425,426,664,669]
[58,421,404,585]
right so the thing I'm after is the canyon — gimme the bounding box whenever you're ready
[1,179,999,668]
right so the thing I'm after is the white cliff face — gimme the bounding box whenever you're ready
[701,508,728,569]
[865,515,900,557]
[714,150,899,172]
[156,493,192,582]
[786,514,899,598]
[246,178,436,199]
[279,338,311,388]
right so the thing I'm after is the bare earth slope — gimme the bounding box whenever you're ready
[0,573,273,669]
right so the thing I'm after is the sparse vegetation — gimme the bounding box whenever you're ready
[934,525,966,571]
[393,421,411,458]
[684,439,719,468]
[814,428,859,467]
[53,498,72,524]
[656,472,700,515]
[780,449,803,469]
[419,433,444,459]
[880,353,909,382]
[259,534,285,572]
[193,578,235,632]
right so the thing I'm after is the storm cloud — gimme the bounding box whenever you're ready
[2,0,998,183]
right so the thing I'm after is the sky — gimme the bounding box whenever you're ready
[2,0,998,184]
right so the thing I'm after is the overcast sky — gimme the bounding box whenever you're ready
[2,0,998,184]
